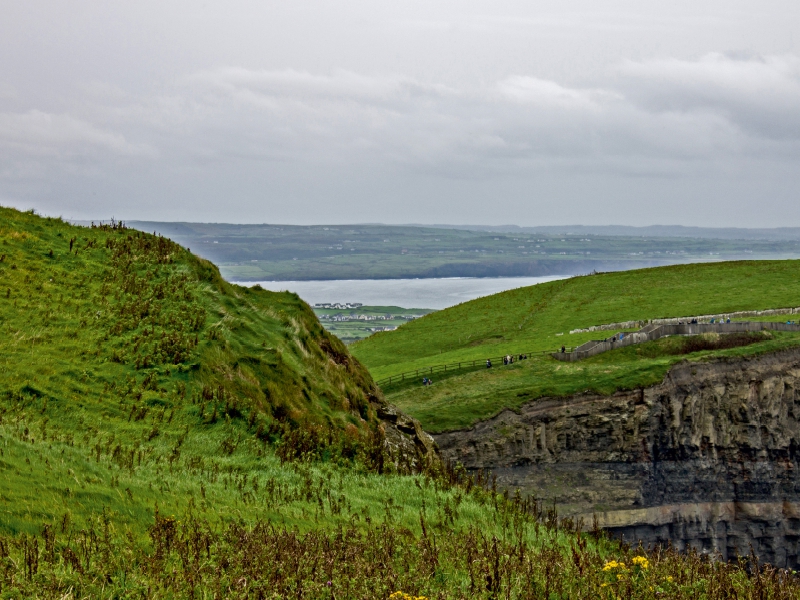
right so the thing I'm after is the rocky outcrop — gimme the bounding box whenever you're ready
[433,348,800,567]
[375,402,440,470]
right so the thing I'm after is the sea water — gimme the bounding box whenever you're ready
[241,276,567,310]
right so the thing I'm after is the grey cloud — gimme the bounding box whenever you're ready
[0,110,155,157]
[1,1,799,226]
[616,53,800,140]
[165,60,770,173]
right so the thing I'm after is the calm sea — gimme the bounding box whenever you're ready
[241,276,566,310]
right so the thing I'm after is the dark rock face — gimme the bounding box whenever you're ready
[433,349,800,567]
[375,402,440,470]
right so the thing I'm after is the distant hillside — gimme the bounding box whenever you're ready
[421,223,800,241]
[117,220,800,281]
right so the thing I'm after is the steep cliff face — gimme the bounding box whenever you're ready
[433,348,800,568]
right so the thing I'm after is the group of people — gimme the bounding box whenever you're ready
[486,354,529,368]
[503,354,528,365]
[422,377,433,386]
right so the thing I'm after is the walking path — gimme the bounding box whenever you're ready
[375,319,800,387]
[553,320,800,362]
[374,348,571,387]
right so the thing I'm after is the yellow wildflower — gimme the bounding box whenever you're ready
[602,560,627,572]
[632,556,650,570]
[389,592,427,600]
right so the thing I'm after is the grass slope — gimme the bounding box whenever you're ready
[352,261,800,431]
[0,205,384,534]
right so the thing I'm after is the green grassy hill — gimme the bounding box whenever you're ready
[1,206,796,598]
[0,206,388,534]
[352,261,800,431]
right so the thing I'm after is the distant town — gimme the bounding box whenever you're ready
[311,303,435,343]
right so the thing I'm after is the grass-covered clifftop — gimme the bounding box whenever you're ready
[1,206,377,431]
[352,261,800,431]
[1,206,799,597]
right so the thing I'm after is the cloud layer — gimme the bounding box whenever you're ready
[1,2,798,225]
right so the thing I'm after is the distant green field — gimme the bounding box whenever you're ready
[351,260,800,431]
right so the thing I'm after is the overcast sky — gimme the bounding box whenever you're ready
[1,1,799,226]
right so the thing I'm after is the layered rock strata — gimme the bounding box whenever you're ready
[433,348,800,568]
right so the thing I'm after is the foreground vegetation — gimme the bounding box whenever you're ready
[4,487,799,599]
[2,206,799,597]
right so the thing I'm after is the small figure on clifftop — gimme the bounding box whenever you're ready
[486,359,492,368]
[560,345,566,353]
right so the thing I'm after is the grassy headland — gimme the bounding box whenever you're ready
[2,207,798,597]
[352,261,800,431]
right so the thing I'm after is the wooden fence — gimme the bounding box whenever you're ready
[375,347,574,387]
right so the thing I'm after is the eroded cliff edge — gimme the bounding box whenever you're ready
[433,348,800,568]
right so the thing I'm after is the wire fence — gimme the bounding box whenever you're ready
[375,347,575,387]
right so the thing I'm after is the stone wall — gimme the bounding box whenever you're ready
[569,307,800,335]
[554,321,800,362]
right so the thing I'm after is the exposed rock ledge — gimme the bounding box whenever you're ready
[374,401,440,470]
[433,348,800,568]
